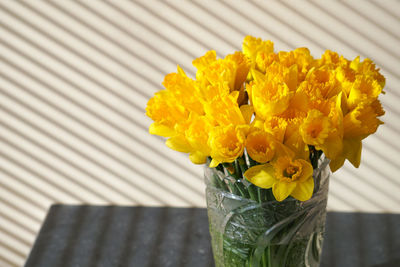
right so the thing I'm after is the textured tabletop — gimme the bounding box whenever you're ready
[24,205,400,267]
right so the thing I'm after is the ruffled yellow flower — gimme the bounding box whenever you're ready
[246,129,277,163]
[244,149,314,201]
[329,99,383,171]
[255,51,279,74]
[350,56,386,88]
[315,50,349,69]
[303,67,341,100]
[249,70,293,119]
[198,82,230,103]
[163,67,204,115]
[192,50,217,81]
[267,91,310,159]
[299,107,342,159]
[185,115,213,164]
[165,114,213,164]
[204,90,246,126]
[242,35,274,63]
[347,75,383,110]
[193,51,250,92]
[263,116,287,143]
[146,90,188,137]
[225,52,251,91]
[300,109,331,146]
[265,62,298,91]
[277,48,314,82]
[208,125,247,167]
[344,99,384,138]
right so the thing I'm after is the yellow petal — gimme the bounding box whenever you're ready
[246,129,276,163]
[274,142,296,159]
[291,177,314,201]
[329,156,345,173]
[284,131,309,160]
[189,151,207,164]
[273,181,297,202]
[298,159,313,182]
[344,138,362,168]
[166,136,192,153]
[240,104,254,124]
[244,164,277,189]
[251,68,266,83]
[192,50,216,70]
[177,65,187,77]
[209,158,221,168]
[149,123,175,137]
[319,135,343,160]
[208,125,246,164]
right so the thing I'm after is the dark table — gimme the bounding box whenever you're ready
[24,205,400,267]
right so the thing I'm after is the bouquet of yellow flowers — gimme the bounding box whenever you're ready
[146,36,385,267]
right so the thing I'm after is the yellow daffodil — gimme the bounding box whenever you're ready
[146,91,188,137]
[329,97,383,171]
[198,82,230,103]
[246,129,277,163]
[304,67,341,100]
[343,99,384,139]
[350,56,386,87]
[192,50,217,81]
[244,147,314,201]
[208,125,247,167]
[163,68,204,115]
[347,75,383,110]
[225,52,251,91]
[185,115,213,164]
[255,51,279,74]
[271,91,310,159]
[242,35,274,64]
[300,109,341,159]
[249,70,293,119]
[194,51,250,93]
[277,48,314,82]
[265,62,298,91]
[165,113,213,164]
[263,116,287,143]
[315,50,349,69]
[204,90,246,126]
[300,109,331,147]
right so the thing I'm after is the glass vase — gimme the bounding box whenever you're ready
[204,156,331,267]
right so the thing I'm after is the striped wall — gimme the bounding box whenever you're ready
[0,1,399,266]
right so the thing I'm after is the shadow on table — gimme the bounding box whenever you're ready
[25,206,400,267]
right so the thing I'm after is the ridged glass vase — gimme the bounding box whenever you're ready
[204,156,330,267]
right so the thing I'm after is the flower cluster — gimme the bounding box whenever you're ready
[146,36,385,201]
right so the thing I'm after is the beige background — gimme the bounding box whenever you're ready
[0,0,399,266]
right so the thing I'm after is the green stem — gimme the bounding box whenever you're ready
[235,183,247,198]
[248,185,259,201]
[262,250,267,267]
[257,187,263,204]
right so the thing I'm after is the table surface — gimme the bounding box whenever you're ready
[24,205,400,267]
